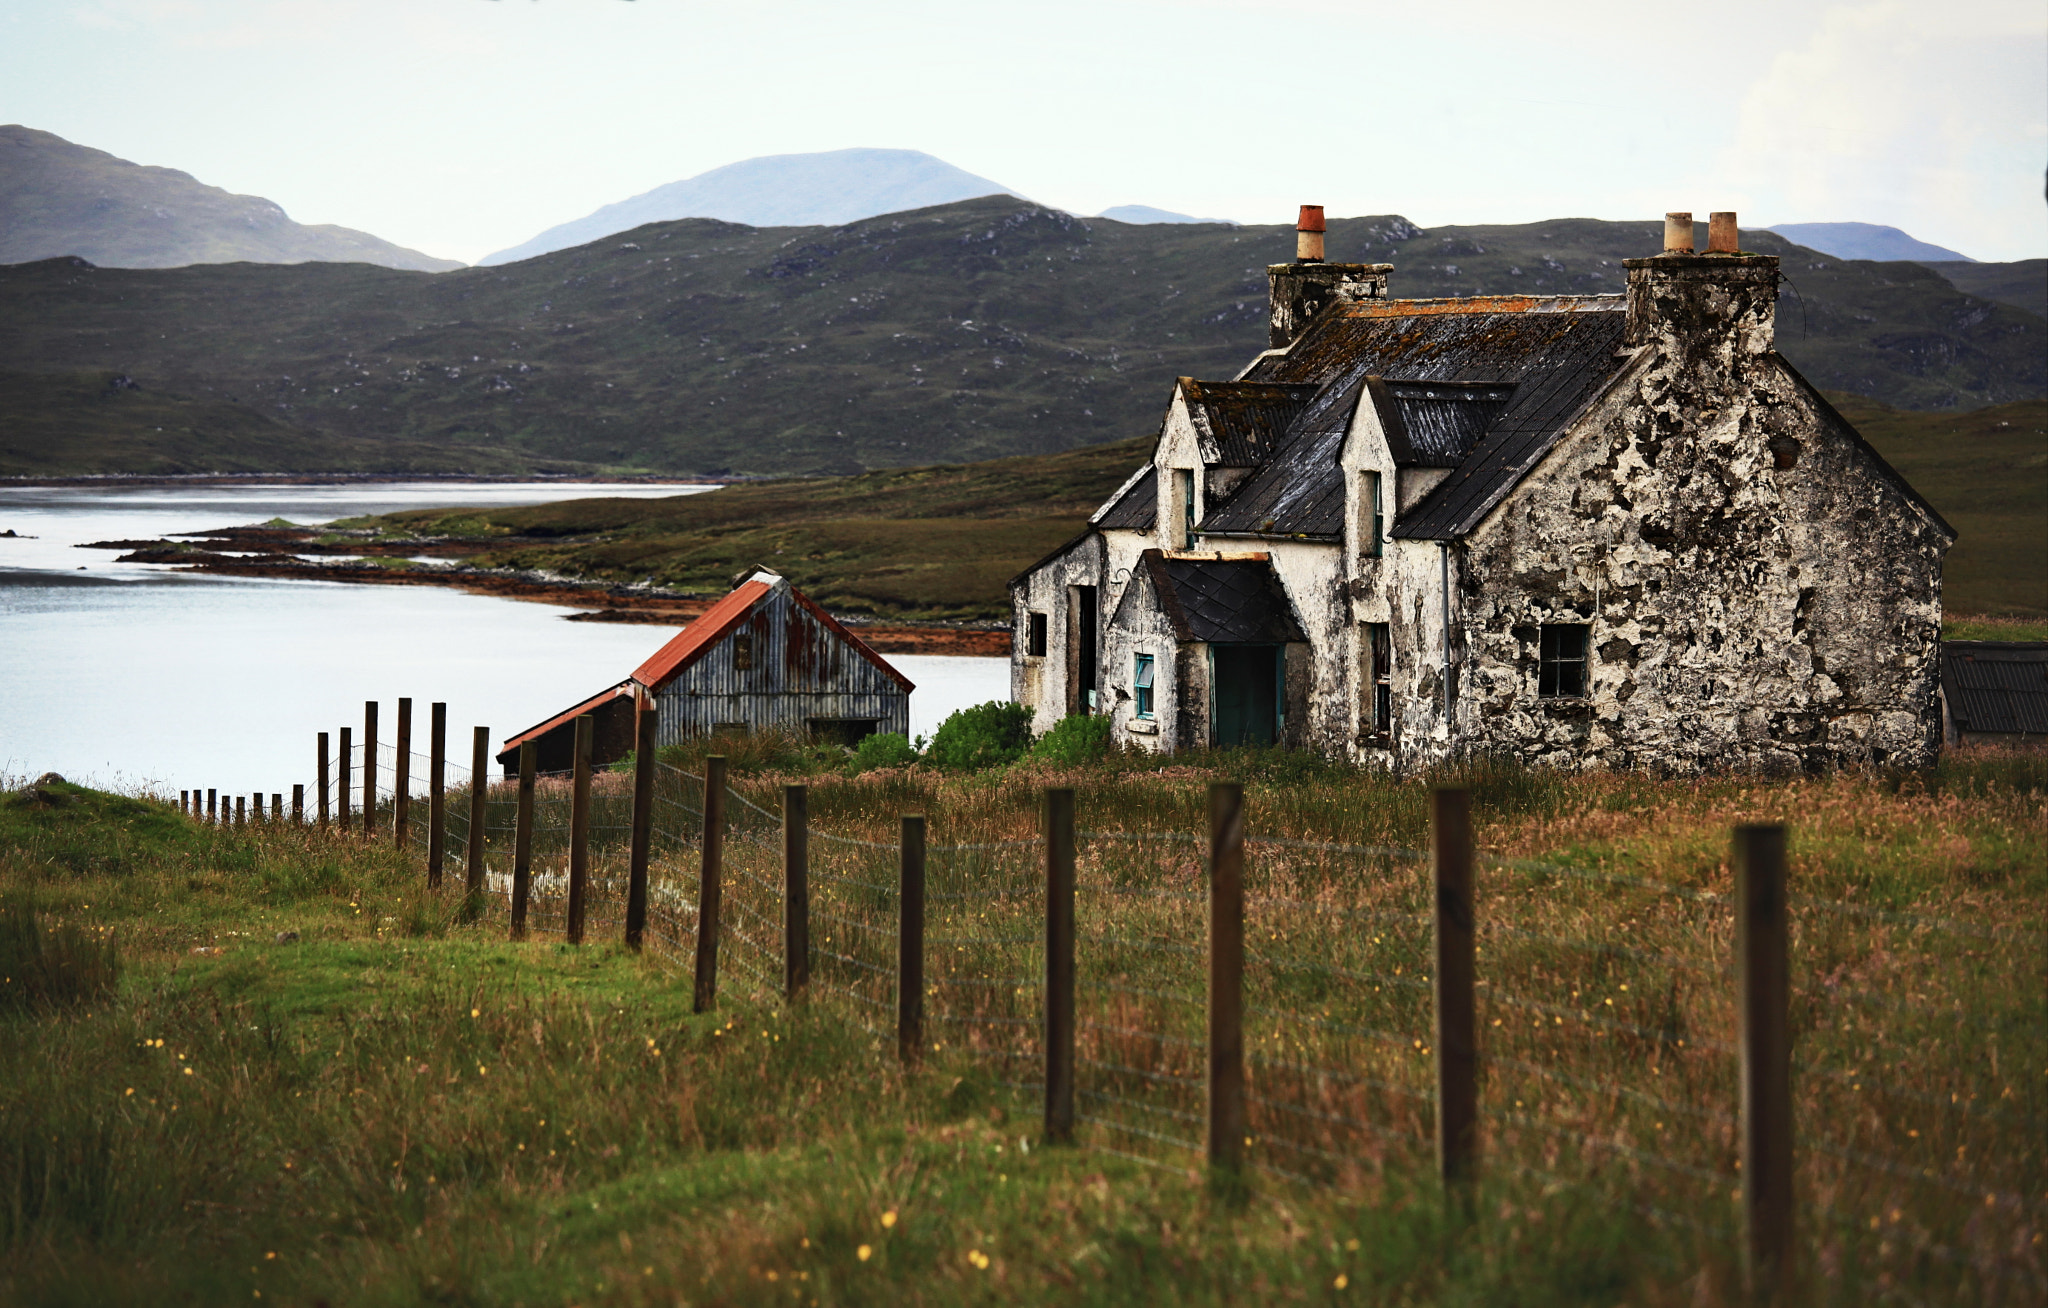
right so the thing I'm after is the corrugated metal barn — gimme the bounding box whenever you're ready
[630,570,913,748]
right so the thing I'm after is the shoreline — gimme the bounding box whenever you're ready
[0,472,732,490]
[81,526,1012,657]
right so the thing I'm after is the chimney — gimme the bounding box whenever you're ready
[1267,204,1393,349]
[1626,208,1779,365]
[1296,205,1326,262]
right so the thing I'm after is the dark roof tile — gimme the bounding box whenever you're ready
[1942,642,2048,736]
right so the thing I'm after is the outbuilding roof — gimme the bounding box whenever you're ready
[1092,465,1157,531]
[1942,642,2048,736]
[498,681,632,761]
[629,572,914,694]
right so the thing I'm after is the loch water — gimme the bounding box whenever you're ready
[0,482,1008,793]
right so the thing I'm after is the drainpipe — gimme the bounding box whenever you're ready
[1438,541,1453,735]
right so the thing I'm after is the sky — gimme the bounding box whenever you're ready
[2,0,2042,265]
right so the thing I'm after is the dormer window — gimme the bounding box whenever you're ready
[1177,468,1196,548]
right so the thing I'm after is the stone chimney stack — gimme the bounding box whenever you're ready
[1267,205,1392,350]
[1625,209,1778,366]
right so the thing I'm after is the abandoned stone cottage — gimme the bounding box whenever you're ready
[1010,208,1955,772]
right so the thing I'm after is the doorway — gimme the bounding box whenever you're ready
[1067,585,1099,715]
[1212,644,1281,747]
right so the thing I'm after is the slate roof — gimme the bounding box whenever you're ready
[1178,379,1320,467]
[1139,549,1306,644]
[1942,642,2048,736]
[1092,464,1157,530]
[1196,295,1630,539]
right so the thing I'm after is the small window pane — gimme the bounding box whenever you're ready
[1538,624,1588,699]
[733,633,754,671]
[1027,612,1048,657]
[1134,653,1155,718]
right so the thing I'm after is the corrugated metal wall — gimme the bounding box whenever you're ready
[652,587,911,747]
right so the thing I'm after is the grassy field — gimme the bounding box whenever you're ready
[342,397,2046,623]
[3,748,2042,1306]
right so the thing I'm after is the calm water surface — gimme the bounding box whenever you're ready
[0,483,1008,792]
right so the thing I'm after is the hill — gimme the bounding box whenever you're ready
[1097,205,1236,225]
[1768,221,1974,263]
[1922,259,2046,319]
[0,125,461,273]
[0,198,2040,480]
[479,148,1017,266]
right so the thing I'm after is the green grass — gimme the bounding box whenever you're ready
[3,755,2042,1305]
[0,199,2038,479]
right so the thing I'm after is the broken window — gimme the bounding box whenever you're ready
[1360,471,1384,558]
[1176,468,1198,548]
[1366,622,1391,734]
[1026,612,1048,657]
[1134,653,1155,719]
[732,633,754,671]
[1538,624,1589,698]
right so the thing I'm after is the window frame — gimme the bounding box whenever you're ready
[1365,622,1392,734]
[1133,652,1156,720]
[1177,468,1196,548]
[1537,624,1590,699]
[732,632,755,671]
[1360,470,1384,559]
[1026,612,1048,658]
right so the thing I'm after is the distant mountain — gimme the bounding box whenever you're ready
[0,199,2038,481]
[1097,205,1237,226]
[1921,260,2046,320]
[1768,221,1975,263]
[480,148,1019,266]
[0,126,462,273]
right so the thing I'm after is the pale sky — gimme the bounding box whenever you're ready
[3,0,2043,264]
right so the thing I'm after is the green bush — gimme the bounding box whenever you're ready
[925,701,1033,772]
[850,731,920,772]
[1028,714,1113,765]
[0,895,119,1013]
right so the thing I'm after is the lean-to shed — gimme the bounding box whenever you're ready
[629,570,913,748]
[496,682,636,776]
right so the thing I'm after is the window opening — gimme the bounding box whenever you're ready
[1361,471,1384,558]
[1367,622,1391,734]
[1538,624,1589,698]
[1177,468,1196,548]
[732,633,754,671]
[1026,612,1048,657]
[1134,653,1155,719]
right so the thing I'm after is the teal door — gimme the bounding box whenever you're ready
[1212,644,1281,747]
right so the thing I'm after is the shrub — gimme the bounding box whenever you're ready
[0,895,119,1013]
[851,731,920,772]
[1028,714,1113,766]
[925,701,1033,772]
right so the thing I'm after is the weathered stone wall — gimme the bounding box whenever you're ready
[1455,257,1949,772]
[1101,564,1188,752]
[1009,531,1106,737]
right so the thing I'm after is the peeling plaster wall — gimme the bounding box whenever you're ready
[1101,565,1187,752]
[1455,258,1949,773]
[1009,531,1105,737]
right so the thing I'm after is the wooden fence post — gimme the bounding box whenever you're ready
[566,715,593,946]
[1736,824,1792,1300]
[292,784,304,825]
[207,788,217,824]
[362,701,378,840]
[317,735,330,831]
[235,796,245,827]
[252,793,262,822]
[1207,783,1246,1173]
[626,700,657,951]
[511,742,536,941]
[180,790,189,816]
[427,703,446,887]
[394,697,412,848]
[783,784,808,998]
[463,726,488,919]
[693,755,727,1013]
[1433,787,1479,1190]
[338,728,352,834]
[1045,787,1077,1144]
[271,793,281,823]
[898,813,927,1066]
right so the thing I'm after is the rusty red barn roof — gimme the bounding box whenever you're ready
[629,575,914,694]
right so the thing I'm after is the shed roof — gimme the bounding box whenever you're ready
[1138,549,1306,644]
[499,681,632,761]
[630,572,914,694]
[1092,465,1156,531]
[1942,642,2048,736]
